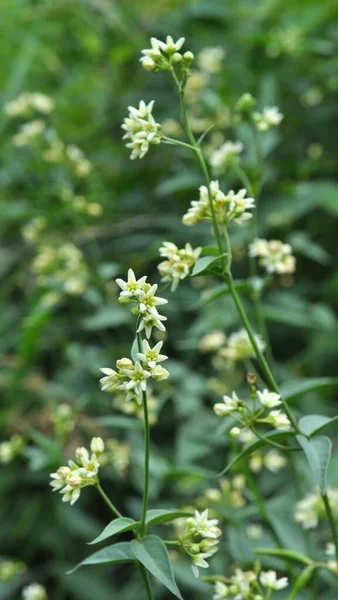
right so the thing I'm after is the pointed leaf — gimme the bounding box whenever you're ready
[218,430,298,477]
[280,377,338,403]
[88,517,137,545]
[288,565,316,600]
[191,254,226,276]
[256,548,312,566]
[131,535,183,599]
[297,435,332,492]
[67,542,135,574]
[146,509,192,527]
[298,415,338,437]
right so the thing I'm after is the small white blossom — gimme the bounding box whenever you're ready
[213,581,229,600]
[150,365,170,381]
[137,340,168,369]
[264,450,287,472]
[158,241,201,291]
[218,328,265,363]
[257,388,282,408]
[266,410,291,430]
[199,330,226,352]
[5,92,54,118]
[197,46,225,73]
[137,311,167,339]
[158,35,185,54]
[138,284,168,315]
[22,583,47,600]
[210,141,243,173]
[247,524,263,540]
[122,100,162,159]
[181,510,222,577]
[249,238,296,275]
[259,570,288,591]
[116,269,148,299]
[99,368,119,391]
[121,361,151,401]
[13,119,46,146]
[214,391,239,416]
[253,106,283,132]
[230,426,242,438]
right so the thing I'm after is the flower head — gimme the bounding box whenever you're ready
[180,509,222,577]
[259,570,288,591]
[137,339,168,369]
[210,141,243,173]
[253,106,283,132]
[257,389,282,408]
[214,391,240,416]
[158,241,201,291]
[182,181,254,227]
[122,100,162,159]
[265,410,291,430]
[249,239,296,275]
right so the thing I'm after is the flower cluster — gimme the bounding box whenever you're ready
[5,92,55,117]
[140,36,194,73]
[0,434,24,464]
[0,559,26,582]
[50,438,104,505]
[122,100,162,160]
[294,487,338,529]
[183,181,255,226]
[100,342,169,404]
[249,239,296,275]
[201,476,247,511]
[213,568,288,599]
[253,106,283,132]
[249,448,288,473]
[217,328,265,364]
[210,141,243,174]
[157,241,202,291]
[116,269,168,338]
[31,242,89,296]
[179,510,222,577]
[22,583,47,600]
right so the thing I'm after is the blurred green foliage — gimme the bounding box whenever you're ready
[1,0,338,598]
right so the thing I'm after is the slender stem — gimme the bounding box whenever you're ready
[164,540,180,546]
[162,135,196,151]
[225,272,301,434]
[251,427,295,452]
[139,563,154,600]
[265,589,273,600]
[96,482,122,518]
[136,330,151,538]
[321,492,338,564]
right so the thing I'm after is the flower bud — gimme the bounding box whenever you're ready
[91,437,104,454]
[142,57,156,71]
[189,543,201,555]
[116,358,133,370]
[172,52,183,63]
[131,307,139,316]
[183,51,194,64]
[151,365,170,381]
[118,295,132,305]
[230,426,241,438]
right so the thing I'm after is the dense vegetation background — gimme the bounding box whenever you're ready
[1,0,338,598]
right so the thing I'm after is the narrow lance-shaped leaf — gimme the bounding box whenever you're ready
[145,509,192,527]
[88,517,137,545]
[256,548,313,566]
[296,435,332,492]
[67,542,135,574]
[288,565,316,600]
[131,535,183,599]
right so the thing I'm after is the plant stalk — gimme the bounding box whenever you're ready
[96,482,122,518]
[321,491,338,564]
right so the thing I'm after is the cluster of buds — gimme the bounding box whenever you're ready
[22,583,47,600]
[100,341,169,404]
[31,242,89,296]
[5,92,54,118]
[140,36,194,75]
[178,510,222,577]
[234,92,257,122]
[210,141,243,174]
[214,387,291,437]
[249,239,296,275]
[253,106,283,132]
[122,100,162,160]
[216,328,265,365]
[116,269,168,339]
[294,487,338,530]
[249,448,287,474]
[213,568,288,599]
[0,434,25,464]
[157,241,201,291]
[201,475,247,510]
[183,181,255,227]
[0,559,26,582]
[49,438,104,505]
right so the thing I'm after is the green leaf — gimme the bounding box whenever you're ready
[298,415,338,437]
[131,535,183,599]
[131,336,139,362]
[280,377,338,403]
[256,548,313,566]
[296,435,332,492]
[88,517,137,545]
[145,509,192,527]
[191,254,226,276]
[201,245,219,257]
[288,565,316,600]
[218,430,298,477]
[67,542,135,574]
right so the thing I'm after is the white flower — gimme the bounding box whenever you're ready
[137,311,167,339]
[259,570,288,591]
[230,426,241,438]
[116,268,148,299]
[60,473,83,505]
[257,389,282,408]
[266,410,291,430]
[22,583,47,600]
[253,106,283,132]
[210,141,243,172]
[49,466,71,491]
[0,441,14,463]
[186,509,221,539]
[213,581,229,600]
[199,330,226,352]
[182,181,254,227]
[137,340,168,369]
[30,93,55,114]
[264,450,287,472]
[13,119,46,146]
[158,242,201,291]
[99,368,119,391]
[91,437,104,454]
[78,453,100,478]
[138,284,168,314]
[294,490,321,529]
[247,524,263,540]
[225,188,255,224]
[249,239,296,275]
[214,391,239,416]
[197,46,225,73]
[122,100,162,159]
[5,92,54,118]
[121,361,151,400]
[218,328,265,363]
[151,365,170,381]
[157,35,185,54]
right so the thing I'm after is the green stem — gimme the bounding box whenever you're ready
[321,492,338,564]
[139,563,154,600]
[136,329,151,538]
[96,482,122,518]
[225,272,301,434]
[162,135,196,151]
[251,427,295,452]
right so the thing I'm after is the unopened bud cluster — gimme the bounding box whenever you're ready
[178,510,222,577]
[49,438,104,505]
[158,241,201,291]
[140,36,194,76]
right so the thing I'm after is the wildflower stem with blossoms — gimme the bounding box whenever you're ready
[49,34,338,600]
